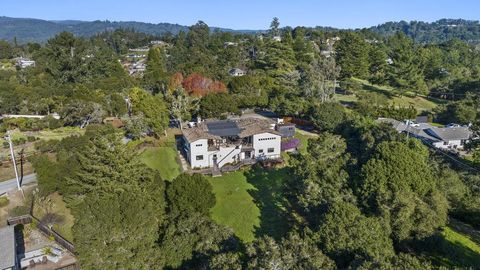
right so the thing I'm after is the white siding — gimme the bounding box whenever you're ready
[252,132,281,159]
[215,146,241,167]
[188,139,209,168]
[433,139,464,150]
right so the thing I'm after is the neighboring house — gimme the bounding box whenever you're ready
[0,225,18,270]
[0,113,60,120]
[150,40,168,46]
[16,58,35,69]
[223,41,238,48]
[275,123,296,138]
[128,46,149,52]
[182,118,281,170]
[425,127,472,150]
[378,118,473,150]
[272,36,282,42]
[229,68,246,77]
[129,61,147,76]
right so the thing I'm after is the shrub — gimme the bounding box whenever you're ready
[12,137,27,146]
[0,196,9,207]
[9,205,30,217]
[281,138,300,151]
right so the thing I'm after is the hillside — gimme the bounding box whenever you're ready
[369,19,480,44]
[0,16,256,43]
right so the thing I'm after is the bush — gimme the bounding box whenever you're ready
[308,102,347,132]
[27,136,38,142]
[0,196,9,207]
[9,205,30,217]
[2,141,9,148]
[12,137,27,146]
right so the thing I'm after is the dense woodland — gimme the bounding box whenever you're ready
[1,18,480,269]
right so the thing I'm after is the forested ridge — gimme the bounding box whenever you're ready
[1,17,480,269]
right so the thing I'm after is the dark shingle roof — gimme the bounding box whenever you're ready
[426,127,472,141]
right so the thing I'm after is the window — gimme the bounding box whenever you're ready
[196,155,204,160]
[195,144,203,147]
[259,149,264,153]
[267,148,275,153]
[259,137,277,141]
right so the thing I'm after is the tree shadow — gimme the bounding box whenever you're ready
[245,166,293,240]
[362,84,395,98]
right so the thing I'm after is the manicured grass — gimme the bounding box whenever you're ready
[33,192,75,242]
[207,167,291,242]
[208,171,260,242]
[139,147,181,181]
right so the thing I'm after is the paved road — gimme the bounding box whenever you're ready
[0,174,37,194]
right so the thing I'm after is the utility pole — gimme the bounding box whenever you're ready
[5,131,21,190]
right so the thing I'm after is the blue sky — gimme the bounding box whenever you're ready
[1,0,479,29]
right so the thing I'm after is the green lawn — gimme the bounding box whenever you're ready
[441,227,480,267]
[429,224,480,268]
[207,167,291,242]
[139,147,181,181]
[208,171,260,242]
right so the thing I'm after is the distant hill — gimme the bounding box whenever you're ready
[0,16,258,43]
[368,19,480,44]
[3,16,480,45]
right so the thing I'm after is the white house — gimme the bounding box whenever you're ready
[228,68,246,77]
[424,127,472,150]
[16,58,35,69]
[377,118,473,150]
[182,118,282,170]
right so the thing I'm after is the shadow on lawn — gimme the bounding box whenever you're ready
[245,166,292,240]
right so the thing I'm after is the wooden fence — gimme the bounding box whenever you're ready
[7,214,75,253]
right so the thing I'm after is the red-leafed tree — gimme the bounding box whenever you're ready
[182,73,227,96]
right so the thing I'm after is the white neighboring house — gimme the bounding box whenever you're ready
[182,118,281,170]
[377,118,473,150]
[272,36,282,42]
[16,58,35,69]
[223,41,238,48]
[425,127,472,150]
[229,68,246,77]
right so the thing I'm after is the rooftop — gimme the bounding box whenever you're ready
[183,118,279,143]
[0,225,16,269]
[377,118,472,142]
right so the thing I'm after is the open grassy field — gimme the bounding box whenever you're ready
[207,166,291,242]
[139,147,181,181]
[335,78,444,112]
